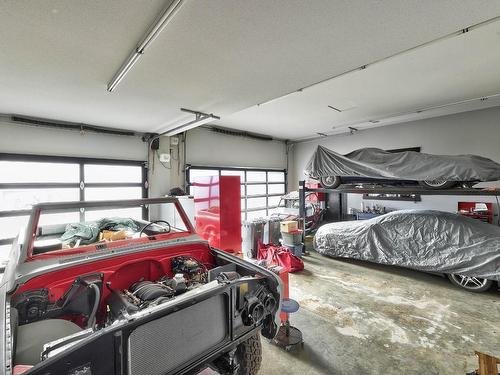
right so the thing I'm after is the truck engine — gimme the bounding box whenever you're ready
[106,256,207,321]
[10,253,280,370]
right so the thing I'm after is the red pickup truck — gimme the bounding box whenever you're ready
[0,197,281,375]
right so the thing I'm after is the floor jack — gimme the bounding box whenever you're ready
[271,269,303,351]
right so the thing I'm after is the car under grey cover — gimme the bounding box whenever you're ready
[305,146,500,182]
[314,210,500,280]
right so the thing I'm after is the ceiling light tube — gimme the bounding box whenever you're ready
[330,93,500,130]
[415,93,500,113]
[163,115,218,136]
[256,16,500,107]
[107,51,142,92]
[107,0,185,92]
[138,0,184,52]
[160,108,220,136]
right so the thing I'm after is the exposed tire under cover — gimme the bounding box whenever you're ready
[447,274,493,293]
[418,180,457,189]
[320,176,341,189]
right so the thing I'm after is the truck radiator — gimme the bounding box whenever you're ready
[128,294,228,375]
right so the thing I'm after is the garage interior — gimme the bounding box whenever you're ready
[1,1,500,375]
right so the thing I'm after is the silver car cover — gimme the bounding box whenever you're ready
[305,146,500,181]
[314,210,500,280]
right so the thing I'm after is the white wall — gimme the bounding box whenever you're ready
[0,122,288,199]
[186,127,286,168]
[0,120,172,198]
[167,127,288,189]
[0,121,147,160]
[291,106,500,220]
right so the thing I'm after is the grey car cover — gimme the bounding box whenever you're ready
[314,210,500,280]
[305,146,500,182]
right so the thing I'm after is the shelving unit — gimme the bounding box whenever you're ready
[298,180,500,239]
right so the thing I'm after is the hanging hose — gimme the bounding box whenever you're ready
[87,283,100,329]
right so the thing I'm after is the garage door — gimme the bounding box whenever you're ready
[0,153,147,262]
[186,165,286,221]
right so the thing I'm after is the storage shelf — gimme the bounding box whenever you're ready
[302,184,500,196]
[298,180,500,241]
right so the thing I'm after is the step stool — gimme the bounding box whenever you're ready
[272,270,303,351]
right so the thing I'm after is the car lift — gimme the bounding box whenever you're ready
[298,180,500,242]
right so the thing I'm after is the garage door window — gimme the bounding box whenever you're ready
[186,165,286,221]
[0,154,147,260]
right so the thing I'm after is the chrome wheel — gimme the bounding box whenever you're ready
[320,176,341,189]
[323,176,335,185]
[423,179,447,187]
[448,274,492,292]
[419,180,456,189]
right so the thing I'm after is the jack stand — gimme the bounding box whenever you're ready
[272,298,303,352]
[272,320,303,352]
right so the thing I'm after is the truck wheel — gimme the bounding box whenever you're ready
[236,333,262,375]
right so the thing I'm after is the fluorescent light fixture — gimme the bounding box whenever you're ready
[415,93,500,113]
[138,0,184,52]
[332,93,500,130]
[256,17,500,108]
[107,51,142,92]
[107,0,184,92]
[161,108,220,136]
[295,91,500,143]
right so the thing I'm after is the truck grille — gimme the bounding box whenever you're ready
[128,295,227,375]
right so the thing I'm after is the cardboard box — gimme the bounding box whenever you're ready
[99,230,127,242]
[280,220,298,233]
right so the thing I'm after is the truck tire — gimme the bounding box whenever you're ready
[237,333,262,375]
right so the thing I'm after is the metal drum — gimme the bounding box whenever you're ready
[241,219,266,259]
[265,217,281,245]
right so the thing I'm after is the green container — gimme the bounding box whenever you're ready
[281,230,302,246]
[304,235,314,252]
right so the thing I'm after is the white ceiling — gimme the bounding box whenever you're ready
[1,1,500,138]
[222,18,500,140]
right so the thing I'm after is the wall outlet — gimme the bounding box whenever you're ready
[159,153,171,163]
[170,137,179,146]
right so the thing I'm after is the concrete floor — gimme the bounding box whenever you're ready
[259,251,500,375]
